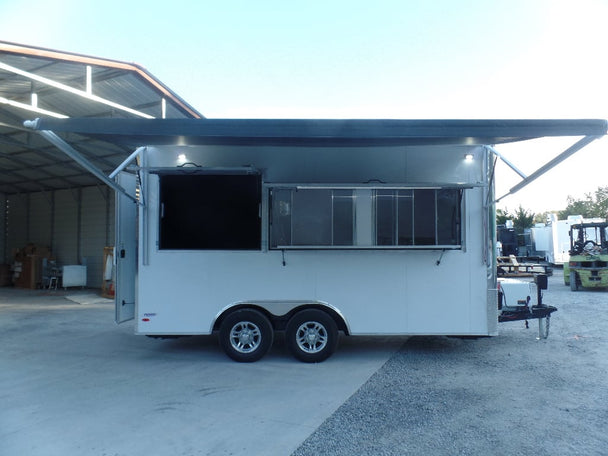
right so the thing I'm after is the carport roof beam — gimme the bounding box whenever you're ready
[0,60,155,119]
[0,95,69,119]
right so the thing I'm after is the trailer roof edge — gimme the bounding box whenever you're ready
[27,118,607,148]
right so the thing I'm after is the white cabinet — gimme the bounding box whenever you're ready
[62,265,87,288]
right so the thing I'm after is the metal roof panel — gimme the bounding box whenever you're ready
[1,40,202,194]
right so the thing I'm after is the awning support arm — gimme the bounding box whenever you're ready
[109,147,145,179]
[486,146,527,179]
[23,120,139,204]
[494,135,601,203]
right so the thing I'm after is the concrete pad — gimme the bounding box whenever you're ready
[65,293,113,305]
[0,288,403,456]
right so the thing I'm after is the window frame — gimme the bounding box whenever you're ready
[268,184,464,250]
[373,188,463,248]
[269,187,356,249]
[157,171,262,251]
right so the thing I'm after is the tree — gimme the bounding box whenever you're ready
[558,186,608,219]
[496,206,535,234]
[496,208,510,226]
[533,211,550,225]
[512,205,535,234]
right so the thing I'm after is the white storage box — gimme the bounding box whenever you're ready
[62,265,87,288]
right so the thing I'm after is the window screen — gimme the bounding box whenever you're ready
[269,186,462,249]
[375,189,461,247]
[270,188,354,248]
[159,174,261,250]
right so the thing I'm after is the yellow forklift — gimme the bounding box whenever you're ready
[564,222,608,291]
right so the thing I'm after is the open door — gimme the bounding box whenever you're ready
[115,172,137,323]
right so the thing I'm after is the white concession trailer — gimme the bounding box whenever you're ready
[26,118,607,362]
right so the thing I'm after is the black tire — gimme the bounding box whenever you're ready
[285,309,338,363]
[570,271,579,291]
[219,309,273,362]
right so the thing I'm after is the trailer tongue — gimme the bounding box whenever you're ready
[498,274,557,339]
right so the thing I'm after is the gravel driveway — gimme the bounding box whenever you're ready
[293,272,607,456]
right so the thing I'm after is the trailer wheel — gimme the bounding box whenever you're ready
[219,309,273,362]
[286,309,338,363]
[569,271,579,291]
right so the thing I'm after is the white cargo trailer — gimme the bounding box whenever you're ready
[26,118,606,362]
[532,214,606,264]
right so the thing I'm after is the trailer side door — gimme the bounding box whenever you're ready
[115,172,137,323]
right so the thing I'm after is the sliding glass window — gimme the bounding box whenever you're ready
[375,189,462,247]
[270,186,462,249]
[270,189,354,248]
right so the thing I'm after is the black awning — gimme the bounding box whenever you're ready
[28,118,607,147]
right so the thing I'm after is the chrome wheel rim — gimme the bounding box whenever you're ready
[229,321,262,353]
[295,321,328,353]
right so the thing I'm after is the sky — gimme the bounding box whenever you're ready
[2,0,607,215]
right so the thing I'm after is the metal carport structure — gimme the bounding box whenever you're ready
[0,41,202,288]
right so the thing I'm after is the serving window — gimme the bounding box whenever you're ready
[269,186,462,249]
[270,188,354,248]
[375,189,462,247]
[159,174,261,250]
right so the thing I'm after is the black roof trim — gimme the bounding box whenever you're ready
[31,118,607,147]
